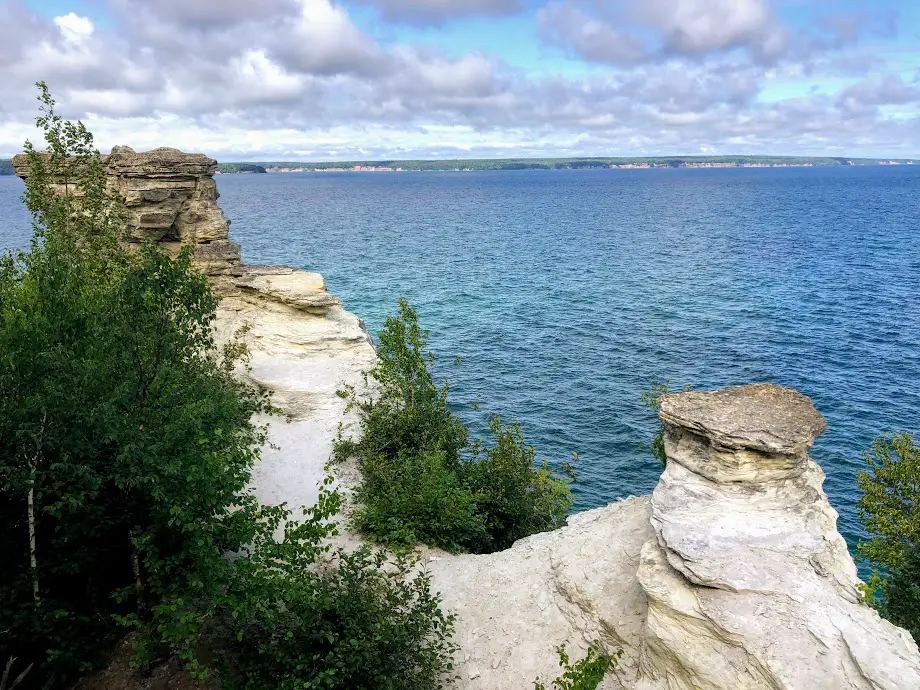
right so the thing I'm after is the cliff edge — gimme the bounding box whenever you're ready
[18,148,920,689]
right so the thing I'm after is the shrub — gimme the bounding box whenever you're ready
[336,298,573,553]
[338,298,467,466]
[533,641,620,690]
[207,483,457,690]
[857,432,920,641]
[640,383,670,467]
[466,417,573,552]
[641,381,692,467]
[351,449,485,552]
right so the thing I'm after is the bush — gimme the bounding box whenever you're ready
[466,417,573,552]
[641,381,693,467]
[206,483,457,690]
[0,84,457,690]
[857,432,920,641]
[336,298,573,553]
[352,449,486,552]
[533,642,620,690]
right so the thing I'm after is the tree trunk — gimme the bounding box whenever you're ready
[130,527,145,619]
[28,463,39,606]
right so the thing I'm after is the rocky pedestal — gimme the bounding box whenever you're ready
[634,384,920,689]
[428,384,920,689]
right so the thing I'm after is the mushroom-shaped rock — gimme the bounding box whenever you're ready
[636,384,920,690]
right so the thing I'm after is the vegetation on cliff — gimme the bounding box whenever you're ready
[217,163,266,174]
[534,642,620,690]
[0,84,455,690]
[335,298,574,553]
[858,432,920,641]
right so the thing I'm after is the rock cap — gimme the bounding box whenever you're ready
[660,383,826,455]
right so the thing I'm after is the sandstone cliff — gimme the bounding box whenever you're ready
[12,146,241,275]
[20,149,920,689]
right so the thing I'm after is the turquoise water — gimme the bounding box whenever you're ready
[1,167,918,547]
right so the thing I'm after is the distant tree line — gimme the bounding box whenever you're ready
[216,155,920,173]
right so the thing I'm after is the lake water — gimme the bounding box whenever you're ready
[1,166,918,548]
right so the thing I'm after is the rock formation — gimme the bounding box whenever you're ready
[635,385,920,689]
[427,385,920,689]
[31,148,918,689]
[12,146,241,275]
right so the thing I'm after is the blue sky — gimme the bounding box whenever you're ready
[1,0,919,159]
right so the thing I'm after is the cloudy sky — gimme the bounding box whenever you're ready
[0,0,918,160]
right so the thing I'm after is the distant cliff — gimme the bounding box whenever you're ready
[218,162,267,174]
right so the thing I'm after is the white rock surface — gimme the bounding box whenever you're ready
[212,269,374,527]
[636,384,920,690]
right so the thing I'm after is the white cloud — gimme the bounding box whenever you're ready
[0,0,916,159]
[350,0,521,24]
[54,12,95,42]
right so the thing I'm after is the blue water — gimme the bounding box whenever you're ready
[1,167,918,548]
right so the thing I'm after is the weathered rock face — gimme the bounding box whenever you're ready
[12,146,242,275]
[421,385,920,689]
[634,384,920,690]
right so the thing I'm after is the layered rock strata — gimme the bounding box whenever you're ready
[634,385,920,689]
[12,146,242,275]
[429,385,920,689]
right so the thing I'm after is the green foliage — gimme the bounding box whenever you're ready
[1,84,457,690]
[336,298,573,553]
[641,381,694,467]
[641,383,671,467]
[533,642,620,690]
[193,481,457,690]
[0,82,270,686]
[352,450,485,552]
[466,417,573,552]
[857,432,920,641]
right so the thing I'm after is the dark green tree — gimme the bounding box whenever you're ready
[0,82,270,686]
[857,432,920,641]
[335,298,573,553]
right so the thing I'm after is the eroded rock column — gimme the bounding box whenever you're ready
[636,384,920,690]
[13,146,242,275]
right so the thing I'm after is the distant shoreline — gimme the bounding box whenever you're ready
[2,156,918,177]
[214,155,919,174]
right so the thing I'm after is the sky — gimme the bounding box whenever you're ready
[0,0,918,160]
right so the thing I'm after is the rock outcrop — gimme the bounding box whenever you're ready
[426,385,920,689]
[635,385,920,689]
[32,148,918,689]
[12,146,241,275]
